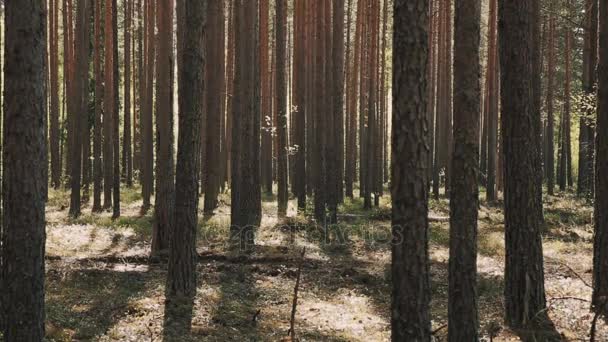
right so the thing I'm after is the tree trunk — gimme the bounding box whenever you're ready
[166,0,205,331]
[260,0,273,195]
[2,0,47,338]
[231,0,262,248]
[69,0,91,217]
[564,8,573,190]
[486,0,498,202]
[124,0,133,187]
[152,0,175,254]
[93,0,103,212]
[142,0,156,211]
[112,0,121,218]
[203,0,224,214]
[499,0,549,329]
[293,0,307,210]
[50,0,61,189]
[276,0,289,217]
[448,0,480,339]
[103,0,114,210]
[391,0,431,340]
[579,0,597,198]
[594,0,608,317]
[546,12,556,195]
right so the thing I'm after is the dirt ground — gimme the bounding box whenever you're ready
[42,187,607,341]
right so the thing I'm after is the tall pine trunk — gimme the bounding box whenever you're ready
[231,0,262,249]
[93,0,103,212]
[204,0,225,214]
[448,0,480,339]
[578,0,597,198]
[391,0,431,340]
[276,0,289,217]
[152,0,175,254]
[2,0,47,338]
[594,0,608,317]
[166,0,205,333]
[500,0,550,330]
[124,0,133,187]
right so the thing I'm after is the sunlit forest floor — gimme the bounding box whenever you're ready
[44,186,605,341]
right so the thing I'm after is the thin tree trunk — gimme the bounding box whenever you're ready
[93,0,103,212]
[142,0,156,211]
[204,0,224,214]
[50,0,61,189]
[579,0,597,198]
[593,0,608,317]
[448,0,481,339]
[276,0,289,217]
[103,0,114,210]
[124,0,133,187]
[231,0,262,248]
[166,0,205,333]
[112,0,121,217]
[546,11,556,195]
[70,0,91,217]
[152,0,175,254]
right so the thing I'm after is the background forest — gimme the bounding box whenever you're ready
[1,0,608,341]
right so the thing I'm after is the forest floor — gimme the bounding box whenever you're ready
[43,186,606,341]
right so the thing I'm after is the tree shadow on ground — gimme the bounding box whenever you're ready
[206,259,262,340]
[45,266,160,340]
[162,292,195,341]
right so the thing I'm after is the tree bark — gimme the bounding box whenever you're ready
[103,0,114,210]
[203,0,225,214]
[579,0,597,198]
[124,0,133,187]
[69,0,91,217]
[448,0,480,339]
[276,0,289,217]
[2,0,47,337]
[152,0,175,254]
[50,0,61,189]
[391,0,431,340]
[93,0,104,212]
[593,0,608,317]
[546,11,556,195]
[166,0,205,323]
[231,0,262,248]
[499,0,549,329]
[142,0,156,211]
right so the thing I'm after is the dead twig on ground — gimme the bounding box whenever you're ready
[288,248,306,341]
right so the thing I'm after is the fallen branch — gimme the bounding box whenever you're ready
[288,248,306,341]
[547,258,592,288]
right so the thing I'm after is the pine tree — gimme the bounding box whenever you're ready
[448,0,480,338]
[103,0,114,210]
[546,10,556,196]
[276,0,289,217]
[152,0,175,254]
[204,0,226,214]
[500,0,550,330]
[124,0,133,187]
[391,0,431,340]
[69,0,92,217]
[93,0,104,212]
[593,0,608,317]
[50,0,61,189]
[166,0,205,333]
[231,0,262,248]
[578,0,597,198]
[2,0,48,337]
